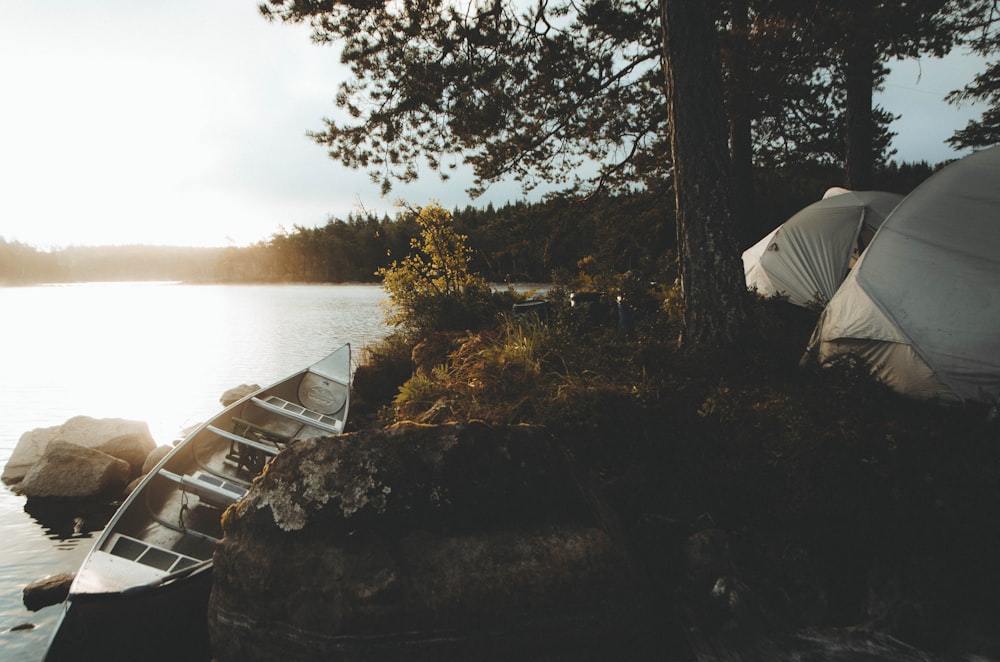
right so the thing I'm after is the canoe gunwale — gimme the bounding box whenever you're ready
[64,344,351,597]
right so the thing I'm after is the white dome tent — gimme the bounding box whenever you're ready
[742,190,904,307]
[803,145,1000,404]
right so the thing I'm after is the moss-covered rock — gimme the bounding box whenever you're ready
[209,422,667,661]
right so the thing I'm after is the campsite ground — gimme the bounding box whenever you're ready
[352,292,1000,658]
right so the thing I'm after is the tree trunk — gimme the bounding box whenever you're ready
[730,96,755,247]
[661,0,745,349]
[844,30,876,189]
[726,0,756,245]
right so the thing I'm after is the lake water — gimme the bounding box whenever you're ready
[0,282,392,661]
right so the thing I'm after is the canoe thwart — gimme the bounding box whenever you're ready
[206,418,281,474]
[209,424,281,457]
[249,395,344,434]
[224,419,289,474]
[230,417,293,444]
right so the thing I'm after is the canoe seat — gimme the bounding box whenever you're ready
[108,533,203,573]
[298,370,348,414]
[249,395,343,434]
[222,418,292,474]
[160,469,247,509]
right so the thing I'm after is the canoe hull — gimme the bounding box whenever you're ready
[45,563,213,661]
[43,344,351,661]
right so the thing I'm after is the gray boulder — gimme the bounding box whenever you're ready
[209,421,662,661]
[121,444,175,497]
[141,444,173,474]
[18,441,131,499]
[2,416,155,485]
[23,573,74,611]
[124,475,143,497]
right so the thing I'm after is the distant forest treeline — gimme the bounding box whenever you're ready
[1,161,936,285]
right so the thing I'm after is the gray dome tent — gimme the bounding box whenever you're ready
[742,190,903,307]
[804,145,1000,404]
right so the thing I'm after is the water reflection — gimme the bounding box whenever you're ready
[23,498,117,547]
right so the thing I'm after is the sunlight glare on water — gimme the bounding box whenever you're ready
[0,282,389,445]
[0,282,389,661]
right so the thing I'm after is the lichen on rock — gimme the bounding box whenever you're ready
[209,421,659,661]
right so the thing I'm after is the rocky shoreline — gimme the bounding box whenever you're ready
[3,416,159,500]
[8,405,1000,660]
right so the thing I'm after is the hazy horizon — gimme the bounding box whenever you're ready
[1,2,987,250]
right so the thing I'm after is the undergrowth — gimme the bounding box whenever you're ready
[352,206,1000,640]
[356,283,1000,627]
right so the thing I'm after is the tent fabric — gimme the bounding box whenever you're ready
[823,186,852,199]
[804,145,1000,404]
[742,190,903,307]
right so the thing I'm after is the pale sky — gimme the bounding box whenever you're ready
[0,2,989,249]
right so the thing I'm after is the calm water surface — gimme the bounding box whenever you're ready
[0,282,390,661]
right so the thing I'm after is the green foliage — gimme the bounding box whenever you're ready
[352,331,417,411]
[359,276,1000,653]
[260,0,970,198]
[4,163,940,286]
[361,282,1000,631]
[947,54,1000,149]
[385,279,685,429]
[393,369,450,420]
[263,0,670,197]
[0,237,62,284]
[369,278,976,478]
[378,203,498,336]
[384,311,566,425]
